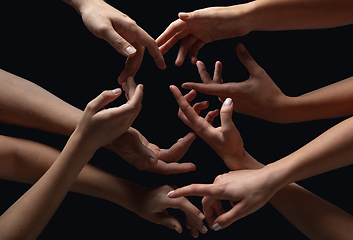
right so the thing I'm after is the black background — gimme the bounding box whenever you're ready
[0,0,353,239]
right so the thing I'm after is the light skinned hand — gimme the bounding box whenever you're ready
[76,0,166,84]
[76,83,143,150]
[182,43,288,123]
[105,78,196,174]
[156,6,252,66]
[170,85,247,170]
[167,169,279,231]
[133,185,208,238]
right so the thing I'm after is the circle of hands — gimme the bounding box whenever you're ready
[76,1,287,238]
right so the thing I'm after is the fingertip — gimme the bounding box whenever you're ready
[223,98,233,106]
[236,43,246,53]
[125,46,137,56]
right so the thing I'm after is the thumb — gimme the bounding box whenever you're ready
[153,213,183,234]
[236,43,261,75]
[134,141,158,166]
[220,98,235,133]
[85,88,122,113]
[102,27,137,57]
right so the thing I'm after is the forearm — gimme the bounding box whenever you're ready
[246,0,353,32]
[0,135,141,214]
[278,76,353,123]
[269,183,353,240]
[0,69,81,136]
[262,116,353,190]
[0,132,94,239]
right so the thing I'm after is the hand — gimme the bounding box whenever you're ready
[104,78,196,174]
[156,5,252,66]
[168,169,279,231]
[107,128,197,175]
[76,84,143,150]
[182,44,289,123]
[73,0,166,83]
[133,185,208,238]
[170,85,247,170]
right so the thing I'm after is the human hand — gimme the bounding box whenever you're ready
[132,185,208,238]
[156,5,252,66]
[170,85,248,170]
[72,0,166,83]
[75,84,143,151]
[182,44,289,123]
[168,169,280,231]
[103,78,196,174]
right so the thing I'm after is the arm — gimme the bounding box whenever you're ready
[182,44,353,123]
[0,135,206,237]
[157,0,353,65]
[0,69,195,174]
[0,86,144,239]
[62,0,165,83]
[169,85,353,239]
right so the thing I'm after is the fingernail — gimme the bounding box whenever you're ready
[201,224,208,233]
[127,76,134,82]
[125,46,136,55]
[174,225,181,233]
[167,190,174,197]
[198,212,205,220]
[238,43,246,53]
[224,98,232,106]
[212,223,222,231]
[112,88,121,95]
[188,89,195,94]
[179,12,190,19]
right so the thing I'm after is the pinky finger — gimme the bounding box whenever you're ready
[205,109,219,124]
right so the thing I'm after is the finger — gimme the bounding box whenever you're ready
[212,201,247,231]
[168,196,207,234]
[192,101,209,115]
[118,44,145,85]
[126,77,137,101]
[213,61,223,84]
[196,61,213,84]
[85,88,122,113]
[236,43,260,74]
[156,19,188,48]
[143,39,166,70]
[152,161,196,175]
[158,132,196,163]
[182,82,230,97]
[220,98,235,133]
[127,84,144,108]
[170,85,202,127]
[102,28,137,57]
[168,183,219,198]
[153,212,183,234]
[204,109,219,124]
[201,196,217,227]
[175,35,198,66]
[189,40,205,65]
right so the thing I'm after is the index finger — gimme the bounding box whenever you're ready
[156,19,188,47]
[169,85,202,127]
[168,183,220,198]
[182,82,230,96]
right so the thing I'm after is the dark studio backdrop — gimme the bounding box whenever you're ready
[0,0,353,239]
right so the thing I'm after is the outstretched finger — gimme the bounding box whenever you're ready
[167,183,220,198]
[220,98,235,133]
[213,61,223,84]
[156,19,188,49]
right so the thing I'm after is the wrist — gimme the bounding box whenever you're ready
[63,0,101,15]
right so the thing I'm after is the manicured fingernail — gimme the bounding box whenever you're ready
[127,76,134,82]
[112,88,121,95]
[179,12,190,19]
[212,223,222,231]
[224,98,232,106]
[201,224,208,233]
[167,190,174,197]
[198,212,205,219]
[125,46,136,55]
[174,225,181,233]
